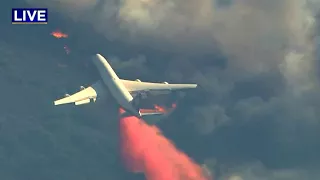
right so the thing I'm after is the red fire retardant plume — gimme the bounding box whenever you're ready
[119,110,212,180]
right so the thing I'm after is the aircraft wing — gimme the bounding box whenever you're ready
[121,79,197,96]
[54,80,106,106]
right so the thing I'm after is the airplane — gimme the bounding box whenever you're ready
[53,54,197,117]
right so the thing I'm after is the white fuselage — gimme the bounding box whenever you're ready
[92,54,140,117]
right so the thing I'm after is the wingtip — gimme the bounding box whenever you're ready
[53,100,61,106]
[94,53,104,59]
[92,53,101,60]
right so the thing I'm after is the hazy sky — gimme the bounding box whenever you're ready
[1,0,320,179]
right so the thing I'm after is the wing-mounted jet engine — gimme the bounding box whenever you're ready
[132,91,149,108]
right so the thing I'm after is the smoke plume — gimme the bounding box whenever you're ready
[24,0,320,179]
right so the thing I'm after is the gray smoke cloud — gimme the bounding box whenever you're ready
[25,0,319,81]
[24,0,320,179]
[216,161,320,180]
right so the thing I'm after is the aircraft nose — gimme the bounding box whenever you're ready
[92,54,106,66]
[92,54,102,60]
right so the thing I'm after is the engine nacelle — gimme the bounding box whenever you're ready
[136,79,141,82]
[80,86,85,90]
[132,91,148,107]
[163,81,168,84]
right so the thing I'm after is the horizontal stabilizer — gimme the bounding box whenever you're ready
[139,110,165,116]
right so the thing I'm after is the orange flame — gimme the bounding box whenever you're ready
[119,108,126,115]
[154,104,167,113]
[51,30,68,38]
[172,103,177,108]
